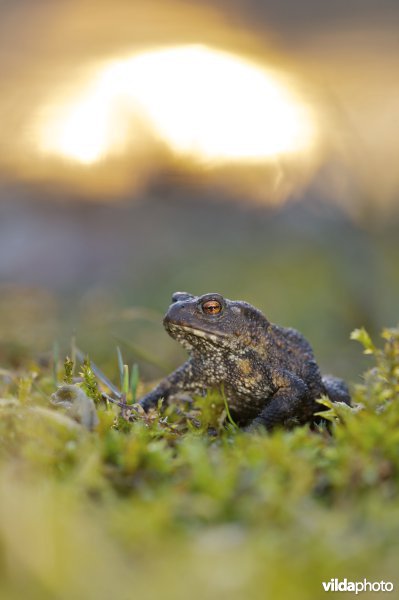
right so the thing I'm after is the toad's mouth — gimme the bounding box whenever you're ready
[164,321,230,347]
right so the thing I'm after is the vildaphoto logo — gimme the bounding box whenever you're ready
[322,579,394,594]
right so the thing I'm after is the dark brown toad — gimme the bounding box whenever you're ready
[139,292,350,430]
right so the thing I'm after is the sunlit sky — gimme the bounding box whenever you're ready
[37,45,316,165]
[0,0,398,207]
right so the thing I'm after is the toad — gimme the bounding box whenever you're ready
[139,292,350,430]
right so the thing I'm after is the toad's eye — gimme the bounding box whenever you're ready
[202,300,222,315]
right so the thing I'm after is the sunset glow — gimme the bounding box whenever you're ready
[38,45,316,165]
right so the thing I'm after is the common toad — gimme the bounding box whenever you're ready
[139,292,350,430]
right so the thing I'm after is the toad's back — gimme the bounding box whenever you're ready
[264,324,327,399]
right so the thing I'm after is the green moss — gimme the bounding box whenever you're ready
[0,327,398,599]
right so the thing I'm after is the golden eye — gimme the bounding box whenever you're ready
[202,300,222,315]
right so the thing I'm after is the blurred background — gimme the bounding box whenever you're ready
[0,0,398,382]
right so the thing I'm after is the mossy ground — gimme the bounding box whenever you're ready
[0,328,398,599]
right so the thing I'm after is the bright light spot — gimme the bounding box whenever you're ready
[39,67,126,164]
[50,94,109,164]
[38,45,316,164]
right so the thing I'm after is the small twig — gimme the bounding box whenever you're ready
[100,392,136,410]
[75,348,122,398]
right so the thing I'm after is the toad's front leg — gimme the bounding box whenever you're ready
[139,360,205,411]
[246,370,315,431]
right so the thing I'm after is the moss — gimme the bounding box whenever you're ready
[0,327,398,599]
